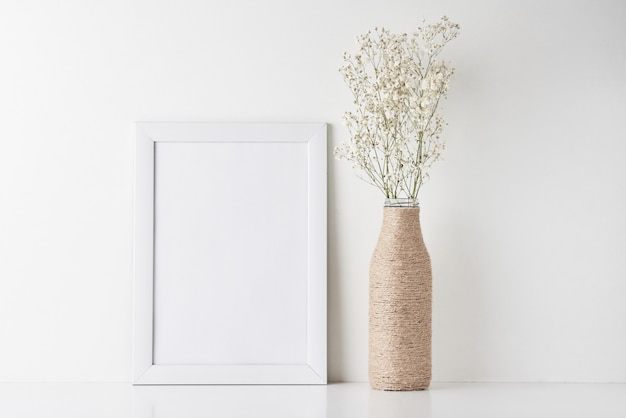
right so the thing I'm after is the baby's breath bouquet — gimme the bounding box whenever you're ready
[336,17,460,201]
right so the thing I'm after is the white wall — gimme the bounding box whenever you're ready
[0,0,625,382]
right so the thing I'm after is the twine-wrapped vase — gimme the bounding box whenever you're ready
[369,199,432,391]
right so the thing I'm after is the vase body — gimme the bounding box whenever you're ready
[369,199,432,391]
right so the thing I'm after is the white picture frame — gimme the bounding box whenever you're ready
[133,122,327,385]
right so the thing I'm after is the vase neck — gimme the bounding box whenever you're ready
[379,205,424,244]
[384,198,419,208]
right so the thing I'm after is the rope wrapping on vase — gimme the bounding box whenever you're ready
[369,207,432,391]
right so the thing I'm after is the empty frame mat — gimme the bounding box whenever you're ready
[133,123,327,384]
[154,141,308,365]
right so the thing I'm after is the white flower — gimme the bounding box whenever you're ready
[335,16,460,199]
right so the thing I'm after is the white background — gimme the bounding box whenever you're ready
[0,0,624,383]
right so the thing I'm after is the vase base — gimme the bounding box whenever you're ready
[369,379,431,391]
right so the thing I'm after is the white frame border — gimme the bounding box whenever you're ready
[133,122,327,385]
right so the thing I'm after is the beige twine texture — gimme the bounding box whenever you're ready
[369,207,432,391]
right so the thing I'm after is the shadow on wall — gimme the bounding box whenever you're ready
[431,204,494,382]
[327,123,346,382]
